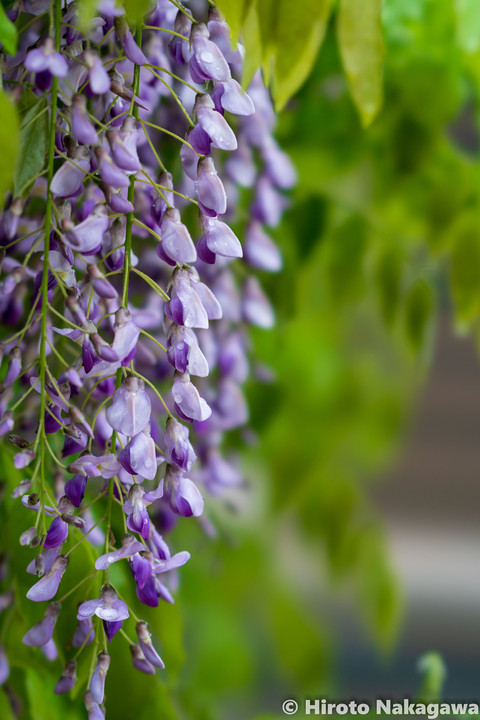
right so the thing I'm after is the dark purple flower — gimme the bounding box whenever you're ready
[44,516,69,549]
[54,660,77,694]
[103,619,122,642]
[130,552,153,591]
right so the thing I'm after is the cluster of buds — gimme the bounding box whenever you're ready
[0,0,294,715]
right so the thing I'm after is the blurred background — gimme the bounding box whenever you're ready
[167,2,480,717]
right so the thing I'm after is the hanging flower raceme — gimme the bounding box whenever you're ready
[0,0,294,714]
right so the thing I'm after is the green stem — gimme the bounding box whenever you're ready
[104,23,142,572]
[38,0,62,533]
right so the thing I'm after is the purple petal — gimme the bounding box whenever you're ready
[106,377,151,437]
[65,474,88,507]
[172,373,212,422]
[27,556,68,602]
[191,25,231,82]
[203,216,242,258]
[197,106,237,151]
[243,221,282,271]
[120,431,157,481]
[77,599,101,620]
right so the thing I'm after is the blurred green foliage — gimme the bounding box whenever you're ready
[3,0,480,718]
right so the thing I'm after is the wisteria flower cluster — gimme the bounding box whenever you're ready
[0,0,295,715]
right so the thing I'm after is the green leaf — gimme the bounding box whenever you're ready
[417,652,447,702]
[272,0,331,110]
[404,280,434,352]
[242,0,263,88]
[455,0,480,54]
[0,689,15,720]
[449,214,480,329]
[215,0,252,44]
[0,90,19,199]
[337,0,385,125]
[375,245,403,326]
[121,0,156,25]
[77,0,100,30]
[0,2,17,55]
[13,93,49,198]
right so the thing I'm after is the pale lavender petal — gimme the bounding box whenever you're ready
[172,373,211,422]
[106,377,151,436]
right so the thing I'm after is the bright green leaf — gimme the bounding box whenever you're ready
[455,0,480,54]
[376,245,403,326]
[417,652,447,702]
[77,0,100,30]
[0,90,19,199]
[0,3,17,55]
[241,0,263,88]
[121,0,156,25]
[404,280,434,352]
[337,0,385,125]
[0,688,15,720]
[450,214,480,329]
[215,0,251,43]
[272,0,331,110]
[13,93,49,198]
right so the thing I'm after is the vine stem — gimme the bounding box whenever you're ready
[104,24,142,567]
[38,0,61,534]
